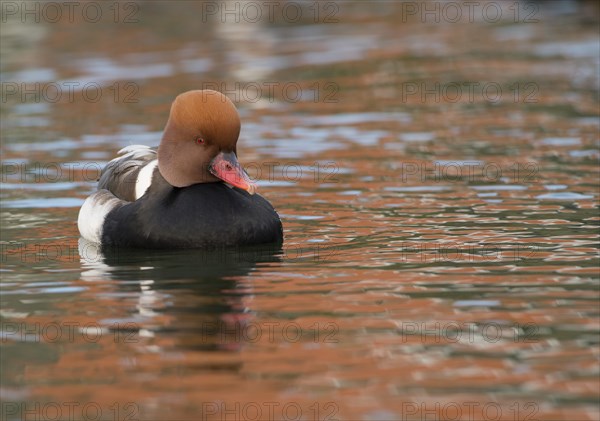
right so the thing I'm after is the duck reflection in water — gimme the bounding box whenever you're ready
[78,239,282,353]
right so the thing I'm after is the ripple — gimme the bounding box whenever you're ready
[454,300,501,307]
[384,186,451,192]
[541,137,581,146]
[3,198,83,208]
[544,185,567,190]
[39,286,87,294]
[280,214,324,220]
[536,192,594,200]
[400,132,435,142]
[471,185,527,191]
[570,150,600,158]
[307,112,411,125]
[535,39,600,58]
[2,182,84,191]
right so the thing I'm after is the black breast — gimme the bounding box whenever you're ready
[102,175,283,249]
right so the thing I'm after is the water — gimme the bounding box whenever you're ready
[1,2,599,420]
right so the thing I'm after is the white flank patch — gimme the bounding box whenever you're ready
[78,190,124,244]
[136,159,158,199]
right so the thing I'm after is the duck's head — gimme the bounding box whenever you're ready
[157,90,256,194]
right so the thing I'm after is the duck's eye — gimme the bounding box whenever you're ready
[195,137,205,145]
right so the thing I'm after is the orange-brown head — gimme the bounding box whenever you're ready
[157,90,256,193]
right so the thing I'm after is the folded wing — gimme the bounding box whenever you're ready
[98,145,158,202]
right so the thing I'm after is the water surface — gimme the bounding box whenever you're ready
[1,2,599,420]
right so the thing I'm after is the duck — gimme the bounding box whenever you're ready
[77,90,283,249]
